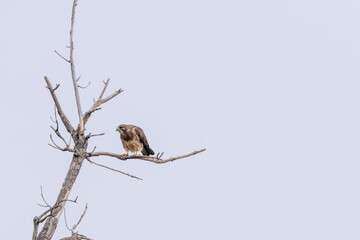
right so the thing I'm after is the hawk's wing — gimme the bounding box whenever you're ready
[134,127,155,156]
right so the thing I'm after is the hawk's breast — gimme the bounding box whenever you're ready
[121,135,143,152]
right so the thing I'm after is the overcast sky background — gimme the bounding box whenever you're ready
[1,0,360,239]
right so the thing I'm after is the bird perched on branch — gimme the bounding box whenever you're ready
[116,124,155,156]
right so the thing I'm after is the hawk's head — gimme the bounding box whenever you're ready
[116,124,127,134]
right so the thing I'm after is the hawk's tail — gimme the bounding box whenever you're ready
[142,146,155,156]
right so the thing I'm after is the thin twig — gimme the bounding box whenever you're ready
[38,203,50,208]
[50,104,59,130]
[48,143,60,150]
[73,203,88,230]
[50,117,56,124]
[50,134,63,150]
[48,105,74,151]
[86,132,105,139]
[51,126,69,146]
[63,207,72,232]
[78,82,91,89]
[40,186,51,208]
[55,50,70,62]
[49,134,75,152]
[53,84,60,92]
[91,146,96,154]
[99,78,110,99]
[86,157,142,180]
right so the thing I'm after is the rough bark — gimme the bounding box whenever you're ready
[37,134,87,240]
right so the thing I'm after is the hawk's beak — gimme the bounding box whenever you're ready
[116,127,120,132]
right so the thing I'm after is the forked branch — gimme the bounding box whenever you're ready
[80,78,123,131]
[60,204,93,240]
[33,190,78,240]
[48,106,74,152]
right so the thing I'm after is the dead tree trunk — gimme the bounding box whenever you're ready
[37,133,87,240]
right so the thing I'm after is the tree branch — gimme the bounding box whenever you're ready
[86,157,142,180]
[69,0,84,133]
[86,148,206,164]
[44,76,75,135]
[80,78,123,131]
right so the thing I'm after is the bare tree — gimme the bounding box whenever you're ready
[32,1,205,239]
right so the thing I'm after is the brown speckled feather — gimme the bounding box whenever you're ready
[134,127,155,156]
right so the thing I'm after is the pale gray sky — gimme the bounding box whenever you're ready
[1,0,360,239]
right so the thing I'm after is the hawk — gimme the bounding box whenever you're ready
[116,124,155,156]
